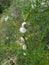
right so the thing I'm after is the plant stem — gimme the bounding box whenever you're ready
[25,9,33,22]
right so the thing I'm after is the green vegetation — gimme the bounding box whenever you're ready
[0,0,49,65]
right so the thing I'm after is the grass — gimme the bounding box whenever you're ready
[0,0,49,65]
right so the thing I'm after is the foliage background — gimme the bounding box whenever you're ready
[0,0,49,65]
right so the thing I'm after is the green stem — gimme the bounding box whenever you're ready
[25,9,33,22]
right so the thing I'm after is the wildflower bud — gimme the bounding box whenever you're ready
[22,44,27,50]
[20,27,26,33]
[20,37,25,43]
[22,22,26,27]
[23,52,26,56]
